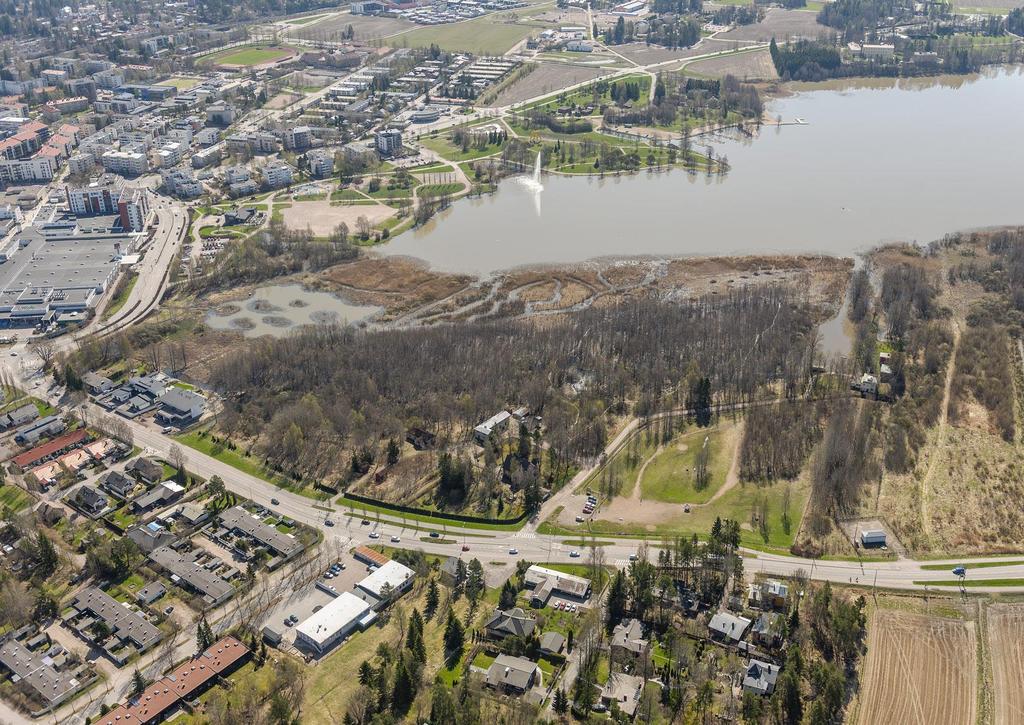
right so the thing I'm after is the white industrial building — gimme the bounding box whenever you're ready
[355,560,414,607]
[294,591,375,654]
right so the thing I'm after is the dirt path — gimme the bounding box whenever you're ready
[630,444,662,502]
[920,319,960,541]
[701,419,743,507]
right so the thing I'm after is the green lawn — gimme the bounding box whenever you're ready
[331,189,366,201]
[419,135,504,162]
[339,497,526,532]
[914,579,1024,587]
[418,182,466,197]
[102,273,138,321]
[201,45,295,67]
[284,13,326,25]
[158,77,200,90]
[638,428,731,504]
[0,485,33,512]
[920,560,1024,571]
[175,429,329,500]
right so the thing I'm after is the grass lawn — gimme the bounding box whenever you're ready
[914,578,1024,587]
[419,135,504,162]
[330,189,366,201]
[339,496,526,532]
[0,485,33,512]
[638,427,732,504]
[284,13,326,25]
[419,182,466,197]
[920,560,1024,571]
[175,429,329,500]
[157,77,200,90]
[471,651,496,670]
[102,273,138,321]
[394,13,546,54]
[202,45,295,67]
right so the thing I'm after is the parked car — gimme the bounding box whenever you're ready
[575,516,584,523]
[164,606,174,615]
[161,426,174,434]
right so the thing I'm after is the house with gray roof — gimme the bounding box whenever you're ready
[611,618,648,659]
[742,659,780,696]
[149,544,236,606]
[601,672,644,717]
[155,388,206,427]
[485,654,541,694]
[217,506,304,566]
[99,470,136,499]
[0,403,38,429]
[0,636,86,709]
[125,456,163,485]
[708,611,752,644]
[539,631,565,655]
[483,608,536,640]
[67,587,163,662]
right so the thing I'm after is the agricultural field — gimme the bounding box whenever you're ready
[483,62,612,107]
[200,45,297,68]
[716,8,829,42]
[392,13,546,54]
[856,610,976,725]
[683,47,779,81]
[989,603,1024,724]
[612,39,737,65]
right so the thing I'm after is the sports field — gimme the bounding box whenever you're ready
[201,45,296,68]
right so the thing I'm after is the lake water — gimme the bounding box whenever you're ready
[383,67,1024,275]
[205,283,381,338]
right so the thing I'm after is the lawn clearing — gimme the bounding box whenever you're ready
[284,13,327,25]
[0,485,33,512]
[638,427,732,504]
[202,45,297,68]
[395,13,545,54]
[157,77,200,90]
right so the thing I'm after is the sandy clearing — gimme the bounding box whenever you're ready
[280,199,396,236]
[685,47,779,81]
[716,8,829,42]
[485,63,613,107]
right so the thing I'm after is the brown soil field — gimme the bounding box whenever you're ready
[857,610,976,725]
[684,47,779,81]
[294,12,415,41]
[316,255,473,320]
[485,63,612,107]
[989,604,1024,725]
[716,8,829,42]
[265,91,302,109]
[279,199,396,236]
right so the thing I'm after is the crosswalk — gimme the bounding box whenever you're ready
[512,531,537,539]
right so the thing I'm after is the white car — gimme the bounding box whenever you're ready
[368,531,380,539]
[509,548,518,555]
[390,535,401,543]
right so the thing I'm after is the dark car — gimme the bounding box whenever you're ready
[271,498,280,505]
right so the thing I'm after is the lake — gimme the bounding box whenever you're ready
[205,283,381,338]
[383,67,1024,275]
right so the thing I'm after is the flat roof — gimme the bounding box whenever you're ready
[357,560,414,599]
[295,592,371,647]
[219,506,303,558]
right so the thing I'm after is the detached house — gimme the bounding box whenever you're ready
[483,608,536,640]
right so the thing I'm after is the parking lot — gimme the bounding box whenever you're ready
[260,551,365,650]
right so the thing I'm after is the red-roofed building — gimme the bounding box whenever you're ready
[12,429,87,469]
[107,637,250,724]
[354,545,390,567]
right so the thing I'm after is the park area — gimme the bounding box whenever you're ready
[200,45,298,68]
[856,610,976,725]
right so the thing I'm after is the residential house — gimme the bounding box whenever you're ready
[71,486,109,517]
[67,587,163,662]
[127,523,176,553]
[483,608,536,640]
[742,659,780,696]
[126,457,164,485]
[82,372,114,394]
[136,582,166,605]
[763,580,789,610]
[601,672,643,718]
[752,612,783,648]
[99,470,137,499]
[610,618,648,660]
[708,611,751,644]
[539,631,565,656]
[131,481,185,513]
[484,654,541,694]
[523,565,591,608]
[155,388,206,427]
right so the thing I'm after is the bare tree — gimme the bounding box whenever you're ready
[169,443,187,472]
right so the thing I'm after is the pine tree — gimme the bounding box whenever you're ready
[553,687,569,715]
[131,668,146,697]
[425,578,440,616]
[197,616,213,651]
[443,610,465,664]
[465,559,485,602]
[407,609,426,663]
[498,579,517,610]
[358,660,374,685]
[431,681,458,724]
[391,657,415,715]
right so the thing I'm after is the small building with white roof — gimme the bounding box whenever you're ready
[355,560,415,607]
[294,592,375,654]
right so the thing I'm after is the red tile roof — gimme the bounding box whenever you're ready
[94,705,139,724]
[12,429,87,468]
[354,545,390,566]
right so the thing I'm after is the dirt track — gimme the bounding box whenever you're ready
[857,610,976,725]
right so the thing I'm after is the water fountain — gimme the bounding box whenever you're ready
[512,150,543,216]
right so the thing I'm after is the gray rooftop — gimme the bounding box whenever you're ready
[149,545,235,604]
[71,587,162,651]
[0,638,81,705]
[219,506,303,558]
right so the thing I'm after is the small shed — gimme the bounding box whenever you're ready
[860,530,887,547]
